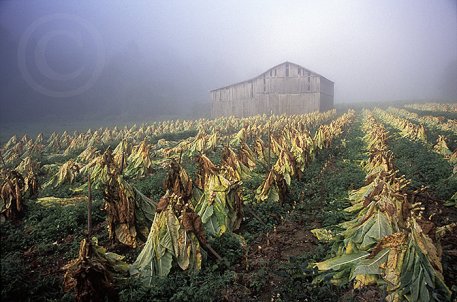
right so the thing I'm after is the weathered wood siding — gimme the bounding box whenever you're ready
[319,77,334,112]
[211,62,334,117]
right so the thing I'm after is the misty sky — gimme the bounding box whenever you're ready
[0,0,456,125]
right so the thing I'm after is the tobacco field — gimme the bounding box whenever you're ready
[1,103,456,302]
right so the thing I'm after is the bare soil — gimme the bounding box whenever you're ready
[223,219,319,302]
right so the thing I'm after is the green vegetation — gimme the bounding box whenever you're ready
[1,104,456,301]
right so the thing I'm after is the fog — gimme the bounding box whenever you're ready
[0,0,456,126]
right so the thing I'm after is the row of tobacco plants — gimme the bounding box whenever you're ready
[374,108,457,208]
[311,110,453,302]
[404,103,457,114]
[375,108,456,160]
[387,107,456,142]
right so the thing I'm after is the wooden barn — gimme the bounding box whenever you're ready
[210,62,334,117]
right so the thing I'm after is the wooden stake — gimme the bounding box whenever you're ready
[200,240,223,262]
[0,150,6,169]
[268,122,272,167]
[87,175,93,238]
[245,205,267,226]
[120,140,125,175]
[179,149,183,166]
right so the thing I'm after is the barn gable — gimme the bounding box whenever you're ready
[210,62,334,118]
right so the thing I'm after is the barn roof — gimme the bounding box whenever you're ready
[210,61,333,92]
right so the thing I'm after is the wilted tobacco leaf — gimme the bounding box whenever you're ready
[156,195,169,213]
[63,237,128,302]
[132,193,203,280]
[0,170,25,221]
[124,140,154,178]
[311,228,335,242]
[104,174,152,248]
[45,159,81,188]
[433,135,452,157]
[163,159,193,201]
[315,251,370,272]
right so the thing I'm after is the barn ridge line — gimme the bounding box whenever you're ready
[210,61,333,92]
